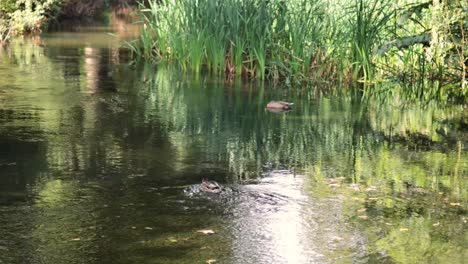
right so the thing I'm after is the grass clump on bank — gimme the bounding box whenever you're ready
[128,0,395,83]
[129,0,467,103]
[129,0,334,82]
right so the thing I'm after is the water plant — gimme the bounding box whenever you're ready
[130,0,331,81]
[348,0,394,82]
[128,0,467,103]
[0,19,11,45]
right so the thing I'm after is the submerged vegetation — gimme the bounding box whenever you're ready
[128,0,468,102]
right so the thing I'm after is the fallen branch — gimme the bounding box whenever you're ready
[375,33,431,56]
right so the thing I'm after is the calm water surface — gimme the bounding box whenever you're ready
[0,23,466,264]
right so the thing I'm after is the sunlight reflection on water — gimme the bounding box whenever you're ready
[225,172,364,263]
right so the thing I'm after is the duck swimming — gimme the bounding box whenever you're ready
[266,101,293,110]
[200,178,222,193]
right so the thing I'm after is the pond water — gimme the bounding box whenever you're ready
[0,22,466,264]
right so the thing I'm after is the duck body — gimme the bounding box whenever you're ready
[200,178,222,193]
[266,101,293,110]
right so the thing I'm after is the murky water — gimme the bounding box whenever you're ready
[0,22,467,264]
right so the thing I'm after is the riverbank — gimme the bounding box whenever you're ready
[0,0,137,45]
[127,0,467,103]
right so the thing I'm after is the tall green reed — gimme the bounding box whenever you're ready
[130,0,331,81]
[127,0,466,103]
[347,0,394,83]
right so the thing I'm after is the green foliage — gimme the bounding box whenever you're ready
[0,0,17,13]
[130,0,467,103]
[348,0,394,81]
[0,21,11,45]
[373,0,468,101]
[0,0,139,36]
[0,0,63,34]
[129,0,329,81]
